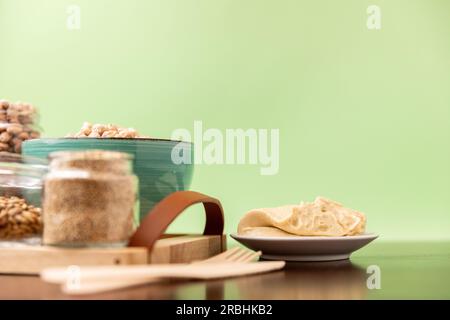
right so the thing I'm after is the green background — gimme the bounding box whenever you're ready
[1,0,449,241]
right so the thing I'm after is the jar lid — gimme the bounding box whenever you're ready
[0,152,48,178]
[0,152,47,166]
[48,150,133,175]
[49,150,133,161]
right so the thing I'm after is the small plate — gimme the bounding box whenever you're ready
[231,233,378,262]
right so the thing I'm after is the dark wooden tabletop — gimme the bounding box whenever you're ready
[1,242,449,299]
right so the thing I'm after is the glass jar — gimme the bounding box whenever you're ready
[43,150,138,247]
[0,153,48,245]
[0,100,41,154]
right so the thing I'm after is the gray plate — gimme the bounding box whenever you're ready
[231,233,378,262]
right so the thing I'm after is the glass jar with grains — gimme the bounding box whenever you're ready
[0,100,41,154]
[0,153,48,245]
[43,150,138,247]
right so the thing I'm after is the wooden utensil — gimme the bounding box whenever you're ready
[42,261,285,295]
[41,247,261,283]
[40,248,263,294]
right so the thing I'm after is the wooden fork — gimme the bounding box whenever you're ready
[42,247,261,284]
[41,248,267,295]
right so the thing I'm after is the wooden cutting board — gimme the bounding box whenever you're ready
[0,234,226,275]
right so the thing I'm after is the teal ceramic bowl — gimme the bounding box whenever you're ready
[22,138,194,221]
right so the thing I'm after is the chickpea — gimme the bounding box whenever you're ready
[69,123,146,139]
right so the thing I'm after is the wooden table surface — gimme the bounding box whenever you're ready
[1,241,449,299]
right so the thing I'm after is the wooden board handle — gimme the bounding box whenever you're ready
[128,191,224,251]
